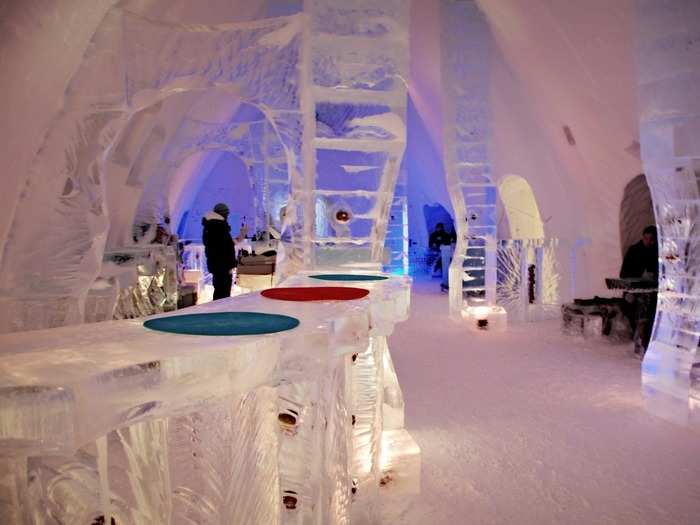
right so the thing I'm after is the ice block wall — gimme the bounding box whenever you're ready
[304,0,410,270]
[635,0,700,426]
[440,0,498,318]
[0,10,308,333]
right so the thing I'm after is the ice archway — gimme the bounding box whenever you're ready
[0,10,307,332]
[122,97,291,245]
[498,175,545,241]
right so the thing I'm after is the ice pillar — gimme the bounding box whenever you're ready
[636,0,700,426]
[440,0,498,319]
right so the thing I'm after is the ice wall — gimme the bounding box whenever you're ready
[483,0,643,298]
[635,0,700,427]
[406,0,644,297]
[0,9,307,333]
[177,153,254,241]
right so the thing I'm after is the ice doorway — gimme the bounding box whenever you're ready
[619,174,655,258]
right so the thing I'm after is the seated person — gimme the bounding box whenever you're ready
[619,225,658,354]
[620,225,658,280]
[429,222,454,275]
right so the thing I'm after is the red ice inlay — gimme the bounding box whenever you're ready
[261,286,369,302]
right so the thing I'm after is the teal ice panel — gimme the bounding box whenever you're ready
[309,274,389,282]
[143,311,300,336]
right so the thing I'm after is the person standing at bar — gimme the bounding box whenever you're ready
[202,203,247,300]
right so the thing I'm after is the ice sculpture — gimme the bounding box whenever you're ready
[382,166,410,275]
[440,0,499,319]
[496,239,577,323]
[635,0,700,426]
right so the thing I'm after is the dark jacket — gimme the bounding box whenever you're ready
[620,240,658,279]
[429,230,454,250]
[202,212,236,274]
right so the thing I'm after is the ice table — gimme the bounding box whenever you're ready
[277,272,421,523]
[0,290,370,524]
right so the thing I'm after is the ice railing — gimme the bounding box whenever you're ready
[0,273,419,524]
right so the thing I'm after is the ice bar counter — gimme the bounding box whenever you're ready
[0,273,419,524]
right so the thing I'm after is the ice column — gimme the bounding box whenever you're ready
[636,0,700,426]
[441,0,498,318]
[303,0,410,270]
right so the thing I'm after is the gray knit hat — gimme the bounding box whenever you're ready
[213,203,230,216]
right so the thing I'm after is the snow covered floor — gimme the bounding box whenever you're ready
[385,277,700,525]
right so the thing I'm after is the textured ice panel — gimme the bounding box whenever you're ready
[99,246,179,321]
[168,389,280,524]
[277,272,418,522]
[635,0,700,426]
[0,10,306,333]
[441,0,498,318]
[349,339,383,522]
[497,239,575,322]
